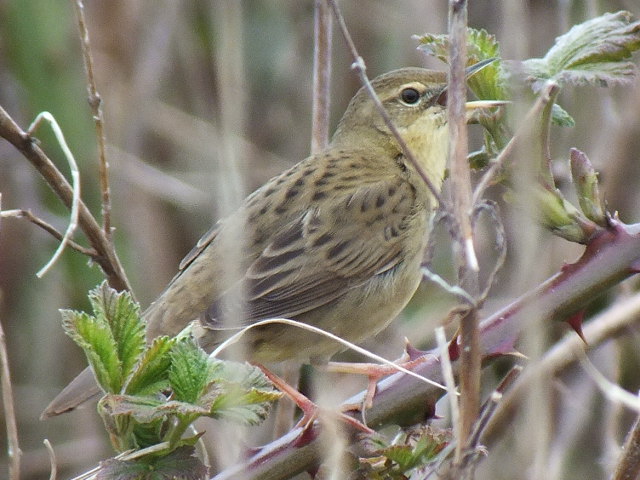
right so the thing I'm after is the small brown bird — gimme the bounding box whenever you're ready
[44,65,491,418]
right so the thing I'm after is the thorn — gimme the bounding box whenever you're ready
[566,311,587,344]
[404,338,427,361]
[448,333,460,361]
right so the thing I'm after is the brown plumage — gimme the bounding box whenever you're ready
[44,68,452,417]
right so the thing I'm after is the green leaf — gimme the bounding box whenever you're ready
[416,28,508,101]
[206,361,281,426]
[101,394,208,424]
[382,436,446,470]
[520,11,640,91]
[169,338,219,404]
[62,309,122,393]
[96,446,208,480]
[466,28,508,101]
[125,336,176,396]
[551,103,576,127]
[90,282,146,380]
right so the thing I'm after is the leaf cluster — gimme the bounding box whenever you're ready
[61,282,281,478]
[417,10,640,244]
[350,426,451,479]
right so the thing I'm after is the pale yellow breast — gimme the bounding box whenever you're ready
[398,112,449,198]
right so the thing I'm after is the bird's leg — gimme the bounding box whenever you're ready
[256,364,374,434]
[272,362,300,438]
[324,355,429,412]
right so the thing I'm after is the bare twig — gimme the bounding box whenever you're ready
[472,201,507,303]
[0,105,133,293]
[43,440,57,480]
[483,288,640,445]
[472,81,559,204]
[613,415,640,480]
[0,268,21,480]
[447,0,481,462]
[71,0,112,240]
[327,0,442,205]
[467,365,522,450]
[311,0,333,154]
[27,112,81,278]
[212,222,640,480]
[436,326,461,445]
[0,209,96,256]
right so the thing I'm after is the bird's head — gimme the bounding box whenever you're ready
[331,61,499,191]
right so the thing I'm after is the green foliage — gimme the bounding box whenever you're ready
[96,446,208,480]
[520,11,640,91]
[416,28,507,102]
[62,282,281,474]
[61,284,139,394]
[416,11,640,245]
[354,426,451,479]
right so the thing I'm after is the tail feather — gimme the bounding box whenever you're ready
[41,367,100,419]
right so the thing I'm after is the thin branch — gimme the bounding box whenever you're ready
[327,0,442,205]
[472,81,559,204]
[447,0,481,461]
[310,0,333,154]
[27,112,81,278]
[0,105,133,293]
[71,0,112,240]
[212,222,640,480]
[0,266,21,480]
[43,440,57,480]
[613,415,640,480]
[0,209,96,256]
[482,287,640,447]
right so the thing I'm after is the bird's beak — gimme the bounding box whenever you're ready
[465,99,508,123]
[464,59,507,121]
[465,99,508,110]
[464,57,497,79]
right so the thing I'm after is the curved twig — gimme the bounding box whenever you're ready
[0,105,133,293]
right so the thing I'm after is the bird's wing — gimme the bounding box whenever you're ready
[202,174,421,326]
[178,223,220,271]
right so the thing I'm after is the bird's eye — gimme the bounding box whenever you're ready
[400,87,421,105]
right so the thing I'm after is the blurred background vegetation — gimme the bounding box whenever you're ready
[1,1,640,479]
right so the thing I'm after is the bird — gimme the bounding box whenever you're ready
[43,64,494,419]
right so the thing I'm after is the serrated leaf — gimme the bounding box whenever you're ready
[96,446,208,480]
[169,338,220,404]
[125,336,176,396]
[382,436,445,470]
[206,362,281,425]
[102,393,229,425]
[551,103,576,127]
[416,28,508,101]
[101,394,168,424]
[62,309,122,393]
[90,282,145,380]
[466,29,508,101]
[520,11,640,90]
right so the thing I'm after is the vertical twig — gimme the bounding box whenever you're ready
[327,0,442,204]
[613,416,640,480]
[311,0,333,154]
[0,197,21,480]
[71,0,112,241]
[447,0,481,462]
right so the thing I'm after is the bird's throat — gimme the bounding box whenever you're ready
[399,114,449,195]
